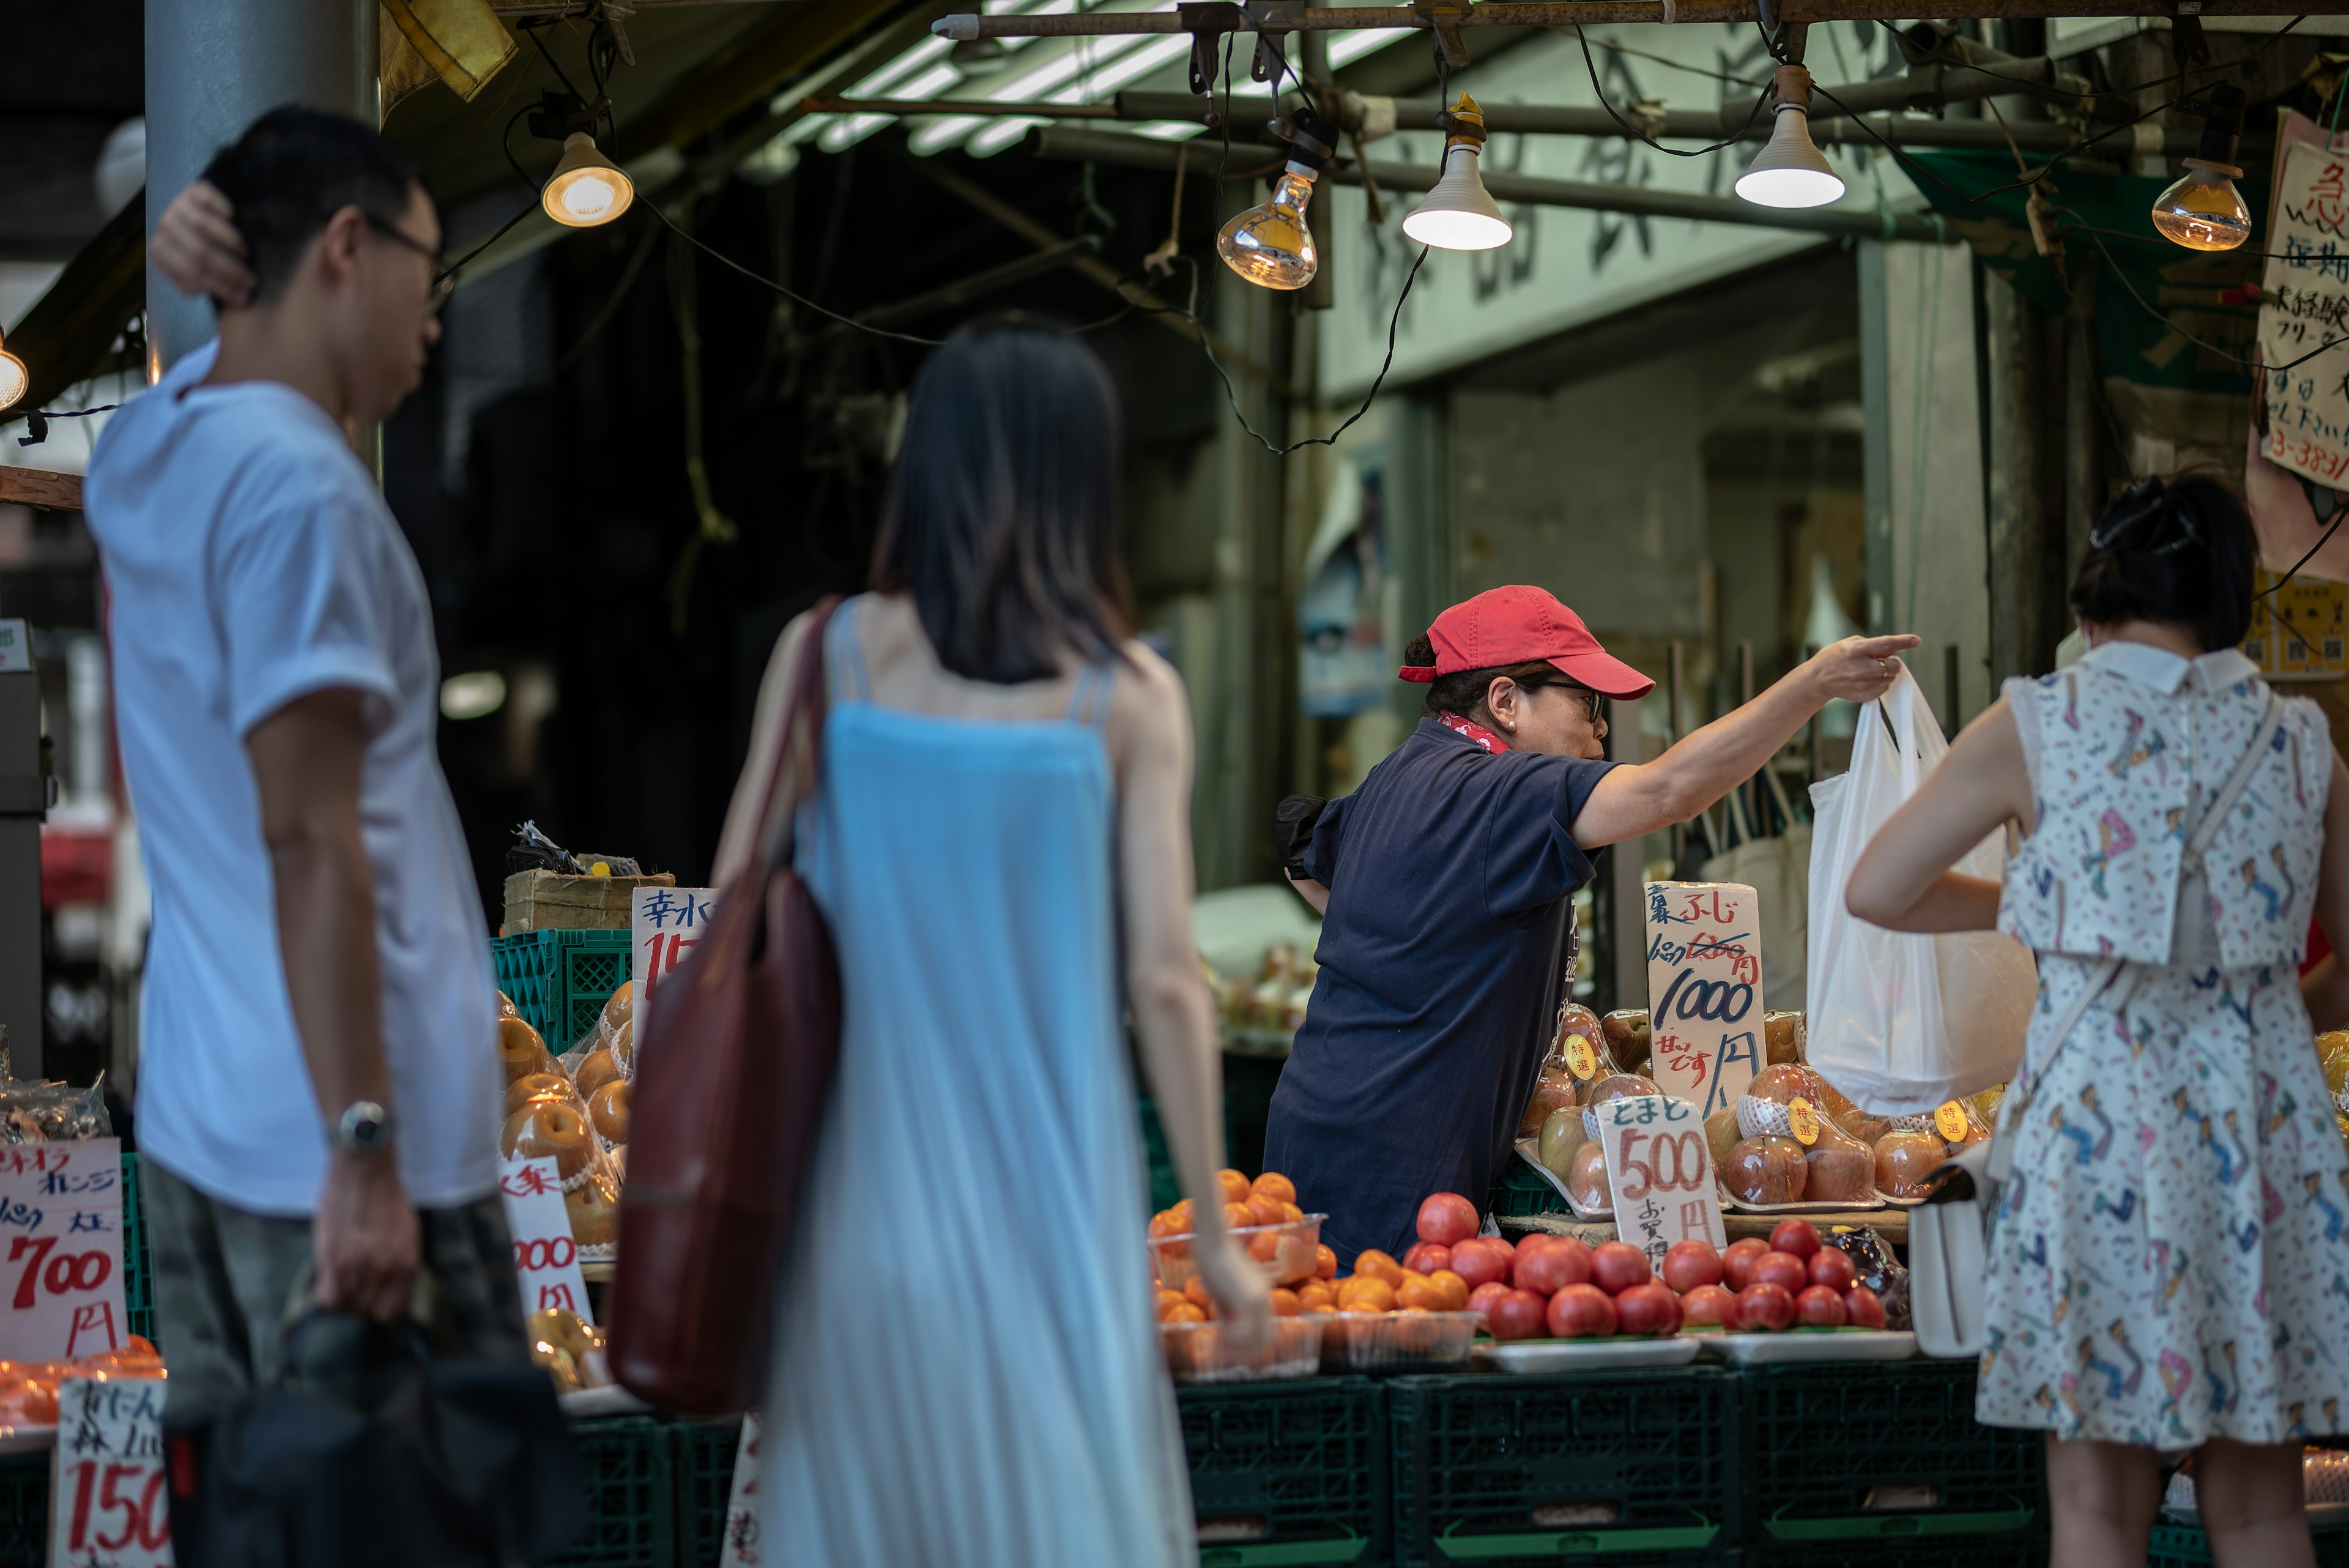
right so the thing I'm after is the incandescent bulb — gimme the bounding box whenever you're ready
[1736,65,1844,210]
[543,132,635,228]
[0,342,23,412]
[1403,92,1513,251]
[2151,159,2250,251]
[1218,169,1319,290]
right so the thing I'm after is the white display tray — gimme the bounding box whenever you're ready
[1473,1336,1703,1374]
[1695,1328,1915,1364]
[560,1384,651,1418]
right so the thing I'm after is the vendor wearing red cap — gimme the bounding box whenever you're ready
[1265,585,1916,1262]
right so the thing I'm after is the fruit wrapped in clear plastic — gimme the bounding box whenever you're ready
[1724,1135,1808,1206]
[1762,1010,1806,1065]
[505,1071,579,1118]
[1538,1105,1584,1179]
[497,1015,557,1085]
[1873,1128,1949,1200]
[1600,1010,1651,1074]
[601,980,634,1034]
[1519,1001,1609,1135]
[587,1079,631,1148]
[1567,1140,1612,1213]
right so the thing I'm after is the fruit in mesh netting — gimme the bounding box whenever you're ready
[1724,1137,1806,1206]
[1519,1066,1581,1137]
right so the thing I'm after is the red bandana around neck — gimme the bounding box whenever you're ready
[1438,712,1510,753]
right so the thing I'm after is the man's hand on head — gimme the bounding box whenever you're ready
[153,181,256,308]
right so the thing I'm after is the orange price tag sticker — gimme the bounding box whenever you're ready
[1564,1033,1599,1080]
[1787,1097,1819,1146]
[1935,1101,1970,1142]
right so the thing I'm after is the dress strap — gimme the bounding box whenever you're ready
[828,595,872,705]
[1064,658,1116,730]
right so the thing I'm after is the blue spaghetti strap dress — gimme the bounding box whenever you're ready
[757,597,1194,1567]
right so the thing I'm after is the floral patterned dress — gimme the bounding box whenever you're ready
[1980,641,2349,1446]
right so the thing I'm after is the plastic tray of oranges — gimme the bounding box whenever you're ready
[1148,1169,1326,1289]
[1160,1315,1324,1384]
[1318,1310,1479,1372]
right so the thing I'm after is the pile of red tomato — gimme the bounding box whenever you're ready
[1472,1217,1888,1340]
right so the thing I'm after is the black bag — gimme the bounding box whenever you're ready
[165,1312,585,1568]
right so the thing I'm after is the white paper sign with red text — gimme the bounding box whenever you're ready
[632,887,719,1011]
[1595,1094,1727,1271]
[1643,882,1764,1120]
[0,1139,127,1363]
[49,1377,171,1567]
[498,1156,593,1326]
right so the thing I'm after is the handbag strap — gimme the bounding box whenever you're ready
[1985,688,2285,1184]
[752,596,843,872]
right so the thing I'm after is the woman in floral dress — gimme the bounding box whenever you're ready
[1849,473,2349,1568]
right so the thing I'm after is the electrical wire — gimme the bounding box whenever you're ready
[2082,229,2349,374]
[2059,223,2349,268]
[1575,26,1774,157]
[2256,503,2348,600]
[643,199,947,346]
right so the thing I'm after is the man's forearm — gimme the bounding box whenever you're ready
[271,830,391,1124]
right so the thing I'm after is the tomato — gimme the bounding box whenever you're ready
[1752,1250,1809,1294]
[1485,1235,1516,1260]
[1430,1269,1471,1311]
[1679,1284,1739,1328]
[1252,1172,1297,1206]
[1546,1283,1619,1339]
[1807,1247,1857,1293]
[1354,1249,1405,1287]
[1721,1237,1770,1291]
[1768,1219,1822,1260]
[1269,1288,1302,1317]
[1417,1192,1482,1247]
[1614,1282,1683,1337]
[1450,1238,1510,1291]
[1735,1281,1797,1331]
[1488,1288,1549,1341]
[1467,1280,1512,1321]
[1402,1242,1452,1276]
[1843,1285,1888,1329]
[1590,1241,1652,1295]
[1314,1244,1339,1280]
[1795,1284,1849,1327]
[1660,1241,1724,1294]
[1513,1236,1592,1295]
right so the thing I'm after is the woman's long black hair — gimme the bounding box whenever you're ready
[2070,469,2257,651]
[869,318,1134,683]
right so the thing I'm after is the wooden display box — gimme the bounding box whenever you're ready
[502,869,674,935]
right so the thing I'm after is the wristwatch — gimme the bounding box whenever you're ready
[330,1100,396,1156]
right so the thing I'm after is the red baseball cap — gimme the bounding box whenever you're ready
[1398,585,1655,699]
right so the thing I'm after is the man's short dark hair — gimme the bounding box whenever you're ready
[201,106,422,304]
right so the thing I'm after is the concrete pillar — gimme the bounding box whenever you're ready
[144,0,379,370]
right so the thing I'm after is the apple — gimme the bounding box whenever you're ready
[1417,1192,1481,1247]
[1589,1241,1652,1295]
[1403,1242,1452,1276]
[1467,1280,1512,1321]
[1679,1284,1738,1328]
[1488,1288,1548,1341]
[1735,1281,1798,1332]
[1768,1219,1822,1260]
[1722,1237,1770,1291]
[1795,1284,1849,1327]
[1450,1238,1511,1291]
[1660,1241,1724,1294]
[1514,1236,1592,1295]
[1546,1283,1619,1339]
[1614,1282,1683,1338]
[1843,1285,1888,1329]
[1807,1247,1857,1293]
[1752,1250,1809,1294]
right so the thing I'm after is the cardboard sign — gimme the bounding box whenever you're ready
[0,1140,126,1363]
[718,1413,762,1565]
[1643,882,1764,1120]
[632,886,718,1009]
[49,1377,171,1567]
[1594,1094,1726,1271]
[2260,139,2349,486]
[498,1157,593,1326]
[2244,567,2349,682]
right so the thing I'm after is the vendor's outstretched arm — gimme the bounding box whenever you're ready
[1572,634,1920,850]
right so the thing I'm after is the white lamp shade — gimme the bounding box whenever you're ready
[1402,146,1513,251]
[1735,106,1845,210]
[0,349,24,412]
[543,133,635,228]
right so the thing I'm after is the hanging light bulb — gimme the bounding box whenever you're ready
[1403,92,1513,251]
[1736,64,1846,210]
[543,132,635,228]
[1218,106,1335,291]
[0,332,23,414]
[2151,85,2249,251]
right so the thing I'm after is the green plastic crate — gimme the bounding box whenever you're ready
[547,1415,674,1568]
[1735,1360,2043,1549]
[121,1152,151,1343]
[2149,1520,2349,1566]
[1181,1377,1387,1567]
[0,1452,41,1568]
[1389,1370,1732,1566]
[1739,1537,2046,1567]
[674,1418,744,1567]
[1488,1151,1568,1224]
[492,930,633,1051]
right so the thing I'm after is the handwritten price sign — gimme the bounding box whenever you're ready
[49,1377,170,1567]
[0,1140,125,1364]
[499,1157,593,1326]
[1644,882,1764,1120]
[1595,1094,1726,1270]
[633,886,718,1009]
[2261,141,2349,486]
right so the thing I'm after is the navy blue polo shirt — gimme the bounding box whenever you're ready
[1263,718,1615,1263]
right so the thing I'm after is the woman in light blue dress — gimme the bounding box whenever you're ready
[713,322,1271,1566]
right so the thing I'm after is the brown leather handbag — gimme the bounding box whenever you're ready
[609,598,844,1416]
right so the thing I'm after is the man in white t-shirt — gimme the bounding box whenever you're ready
[86,108,516,1411]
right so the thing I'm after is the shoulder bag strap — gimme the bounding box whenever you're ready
[1984,689,2285,1186]
[751,596,842,874]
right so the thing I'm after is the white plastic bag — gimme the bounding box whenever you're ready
[1805,668,2036,1113]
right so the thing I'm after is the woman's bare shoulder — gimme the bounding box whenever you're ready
[1104,639,1190,756]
